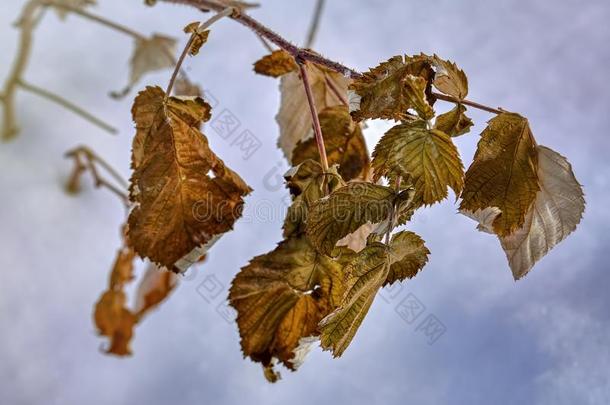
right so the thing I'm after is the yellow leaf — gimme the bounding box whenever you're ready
[460,113,540,236]
[386,231,430,285]
[229,236,353,378]
[276,64,350,160]
[319,243,390,357]
[372,120,464,206]
[128,86,251,271]
[306,183,397,256]
[253,50,298,78]
[434,104,473,137]
[292,106,370,181]
[349,55,435,121]
[463,146,585,279]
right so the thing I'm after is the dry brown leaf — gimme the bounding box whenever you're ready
[229,236,353,379]
[463,146,585,279]
[128,86,251,271]
[292,106,370,181]
[134,265,179,318]
[276,63,350,160]
[428,54,469,100]
[385,231,430,285]
[349,55,435,122]
[434,104,473,137]
[184,22,210,56]
[254,50,298,78]
[460,113,540,236]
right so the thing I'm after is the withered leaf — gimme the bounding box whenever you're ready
[460,113,540,236]
[112,34,177,98]
[128,86,251,271]
[94,290,137,356]
[254,50,298,78]
[229,236,353,379]
[434,104,473,137]
[349,55,435,122]
[277,63,350,160]
[463,146,585,279]
[372,120,464,206]
[283,159,344,238]
[184,22,210,56]
[134,265,179,319]
[319,242,390,357]
[428,54,468,100]
[386,231,430,285]
[306,183,396,256]
[292,106,370,181]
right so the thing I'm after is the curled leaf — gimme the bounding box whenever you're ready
[428,54,468,100]
[349,55,435,121]
[229,236,353,379]
[434,104,473,137]
[184,22,210,56]
[254,50,298,78]
[128,86,251,271]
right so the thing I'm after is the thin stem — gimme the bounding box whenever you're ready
[257,33,274,52]
[166,7,234,97]
[42,0,146,40]
[1,0,39,141]
[18,80,117,134]
[384,177,402,245]
[433,92,504,115]
[305,0,325,48]
[160,0,362,79]
[299,62,329,171]
[65,146,129,205]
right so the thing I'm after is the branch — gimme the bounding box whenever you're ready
[19,80,117,134]
[42,0,146,40]
[432,92,504,115]
[299,62,329,171]
[160,0,362,79]
[160,0,506,116]
[305,0,325,48]
[65,146,129,206]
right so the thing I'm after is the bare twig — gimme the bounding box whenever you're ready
[42,0,146,40]
[65,146,129,205]
[1,0,39,141]
[166,7,234,97]
[18,80,117,134]
[305,0,325,48]
[299,62,329,171]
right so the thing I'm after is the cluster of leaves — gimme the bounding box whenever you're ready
[2,0,585,384]
[225,50,584,380]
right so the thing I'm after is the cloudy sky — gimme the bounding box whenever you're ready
[1,0,609,404]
